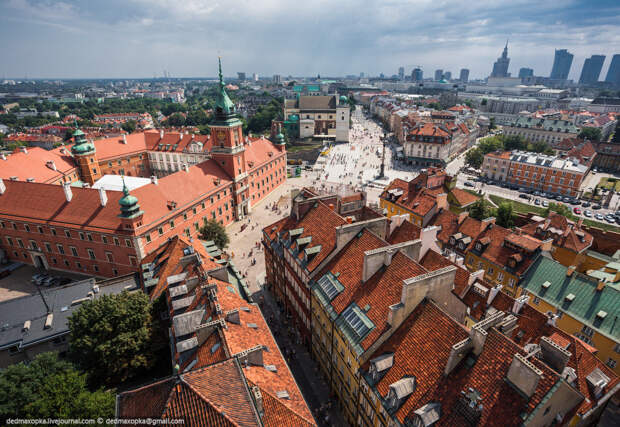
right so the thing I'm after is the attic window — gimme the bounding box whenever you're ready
[247,323,258,329]
[596,310,607,320]
[265,365,277,372]
[211,342,221,354]
[565,293,575,303]
[276,390,289,399]
[541,281,551,289]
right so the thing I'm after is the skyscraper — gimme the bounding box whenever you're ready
[605,54,620,84]
[550,49,574,80]
[237,72,246,81]
[273,74,282,84]
[398,67,405,80]
[459,68,469,83]
[490,42,510,77]
[434,69,443,81]
[579,55,605,84]
[518,68,534,79]
[443,71,452,81]
[412,68,423,81]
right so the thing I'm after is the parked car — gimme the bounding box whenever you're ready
[605,216,616,223]
[464,181,475,188]
[595,213,604,220]
[542,201,549,207]
[584,210,592,217]
[518,194,530,200]
[582,201,591,208]
[533,191,540,196]
[593,205,602,210]
[534,198,541,205]
[573,207,582,215]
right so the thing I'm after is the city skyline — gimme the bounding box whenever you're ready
[0,0,619,80]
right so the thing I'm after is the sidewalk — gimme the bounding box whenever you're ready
[256,287,349,427]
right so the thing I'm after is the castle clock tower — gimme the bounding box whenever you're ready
[209,58,251,219]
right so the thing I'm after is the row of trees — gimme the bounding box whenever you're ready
[469,197,576,229]
[465,134,554,169]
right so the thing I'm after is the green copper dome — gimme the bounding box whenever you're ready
[71,123,95,155]
[339,95,348,104]
[212,57,242,127]
[118,177,143,218]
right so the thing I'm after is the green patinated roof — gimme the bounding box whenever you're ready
[293,85,319,92]
[212,57,242,127]
[521,256,620,341]
[509,116,579,133]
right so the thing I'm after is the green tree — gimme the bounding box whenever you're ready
[199,218,230,248]
[68,291,157,386]
[495,202,515,228]
[465,148,484,169]
[612,120,620,143]
[481,98,488,106]
[578,127,602,142]
[121,119,137,133]
[488,116,496,130]
[469,198,491,220]
[186,109,209,126]
[543,202,572,218]
[0,352,114,422]
[166,112,186,127]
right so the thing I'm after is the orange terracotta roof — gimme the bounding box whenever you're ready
[387,220,421,244]
[0,146,77,184]
[520,212,593,253]
[91,132,148,160]
[409,122,450,138]
[472,226,541,277]
[117,359,258,426]
[360,300,469,425]
[450,188,479,207]
[133,159,232,227]
[243,137,283,172]
[0,180,124,232]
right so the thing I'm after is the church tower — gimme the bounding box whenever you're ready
[209,58,251,219]
[71,124,101,185]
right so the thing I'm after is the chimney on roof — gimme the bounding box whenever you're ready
[182,164,188,172]
[458,211,469,225]
[566,265,576,277]
[63,182,73,202]
[60,148,66,154]
[26,177,35,183]
[9,176,17,181]
[98,187,108,207]
[46,160,57,171]
[512,295,529,314]
[122,134,127,144]
[82,183,90,188]
[20,146,27,154]
[160,129,164,139]
[506,354,543,398]
[150,175,158,185]
[0,154,6,160]
[0,178,5,195]
[252,386,264,418]
[191,133,195,140]
[596,281,605,292]
[540,336,571,373]
[576,218,583,228]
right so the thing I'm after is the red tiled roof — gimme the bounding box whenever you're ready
[387,220,421,244]
[0,180,124,232]
[473,226,541,277]
[409,122,450,138]
[520,212,593,253]
[360,300,469,425]
[118,359,258,426]
[450,188,479,207]
[0,146,77,183]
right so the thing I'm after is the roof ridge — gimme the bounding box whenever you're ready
[252,382,317,426]
[180,376,248,427]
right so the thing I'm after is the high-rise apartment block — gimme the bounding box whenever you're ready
[550,49,574,80]
[490,42,510,77]
[518,67,534,79]
[443,71,452,81]
[579,55,605,84]
[459,68,469,83]
[398,66,405,80]
[434,69,443,81]
[237,72,246,81]
[412,68,423,81]
[605,54,620,84]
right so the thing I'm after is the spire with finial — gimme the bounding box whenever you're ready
[70,119,93,155]
[213,57,241,126]
[218,56,224,89]
[118,175,142,218]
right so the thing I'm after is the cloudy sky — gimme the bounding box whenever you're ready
[1,0,619,80]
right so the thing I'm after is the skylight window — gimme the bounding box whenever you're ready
[341,304,374,342]
[317,272,344,300]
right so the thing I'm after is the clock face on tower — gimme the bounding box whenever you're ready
[217,130,226,143]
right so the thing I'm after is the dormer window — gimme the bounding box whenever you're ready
[386,376,416,411]
[475,243,482,251]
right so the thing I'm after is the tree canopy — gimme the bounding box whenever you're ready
[68,290,160,386]
[121,119,137,133]
[0,352,114,421]
[495,202,515,228]
[578,127,602,142]
[468,198,492,220]
[464,134,553,169]
[199,218,230,249]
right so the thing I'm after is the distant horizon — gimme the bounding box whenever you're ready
[1,0,619,81]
